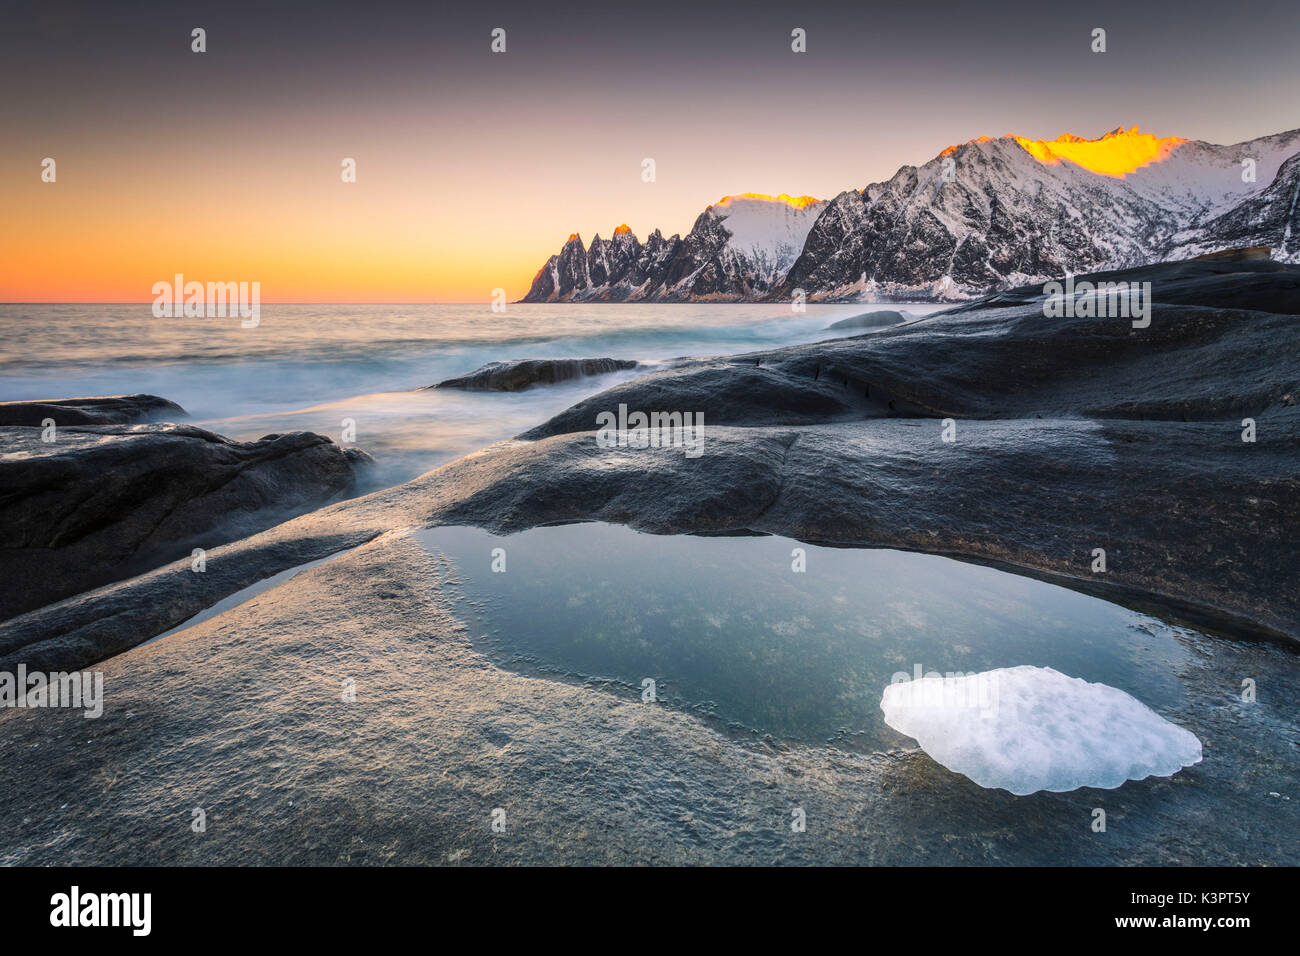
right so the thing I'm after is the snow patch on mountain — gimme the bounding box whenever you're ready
[705,194,826,285]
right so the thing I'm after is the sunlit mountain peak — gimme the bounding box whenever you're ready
[1013,127,1188,176]
[711,192,822,210]
[941,127,1188,177]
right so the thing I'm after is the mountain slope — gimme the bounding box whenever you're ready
[1163,152,1300,262]
[522,127,1300,303]
[771,127,1300,301]
[521,194,824,302]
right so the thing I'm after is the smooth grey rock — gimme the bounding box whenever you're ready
[524,258,1300,439]
[825,309,910,330]
[0,394,186,426]
[0,422,371,620]
[0,509,1295,866]
[432,357,638,392]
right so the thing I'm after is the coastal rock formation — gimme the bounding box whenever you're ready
[0,422,371,620]
[526,257,1300,436]
[432,357,638,392]
[1,483,1295,867]
[825,309,910,330]
[5,258,1299,661]
[0,394,186,426]
[3,259,1298,868]
[497,257,1297,640]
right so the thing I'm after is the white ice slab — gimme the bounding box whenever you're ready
[880,665,1202,795]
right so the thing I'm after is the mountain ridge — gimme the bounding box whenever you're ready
[521,127,1300,303]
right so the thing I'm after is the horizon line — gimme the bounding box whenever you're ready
[0,300,811,306]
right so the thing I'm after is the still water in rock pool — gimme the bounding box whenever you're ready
[415,522,1201,754]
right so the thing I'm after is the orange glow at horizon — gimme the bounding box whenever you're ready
[0,142,578,304]
[0,123,1202,304]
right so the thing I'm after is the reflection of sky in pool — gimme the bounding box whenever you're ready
[415,523,1197,752]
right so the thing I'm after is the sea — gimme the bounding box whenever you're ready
[0,302,940,491]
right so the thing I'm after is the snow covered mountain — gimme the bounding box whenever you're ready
[522,194,825,302]
[1163,151,1300,262]
[772,126,1300,301]
[522,126,1300,302]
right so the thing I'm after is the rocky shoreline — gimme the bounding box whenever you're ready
[431,357,638,391]
[0,394,186,426]
[0,521,1295,866]
[0,256,1296,865]
[0,402,371,621]
[2,256,1297,669]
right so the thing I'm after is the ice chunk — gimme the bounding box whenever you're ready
[880,665,1202,795]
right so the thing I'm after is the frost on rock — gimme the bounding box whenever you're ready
[880,665,1202,795]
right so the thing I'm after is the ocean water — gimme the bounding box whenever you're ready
[0,303,940,490]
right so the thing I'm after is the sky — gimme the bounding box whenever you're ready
[2,0,1298,302]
